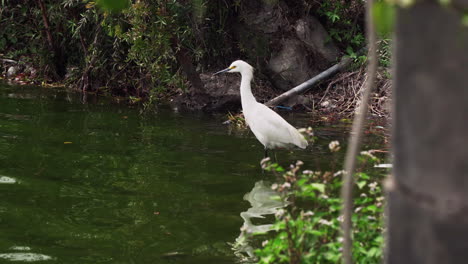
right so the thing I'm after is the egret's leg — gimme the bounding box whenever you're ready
[273,150,278,163]
[264,148,269,159]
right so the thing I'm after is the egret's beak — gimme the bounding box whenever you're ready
[213,68,231,75]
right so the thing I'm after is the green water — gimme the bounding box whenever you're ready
[0,83,360,263]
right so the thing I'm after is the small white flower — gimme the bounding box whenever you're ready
[303,211,315,216]
[319,194,329,199]
[296,160,304,167]
[337,237,344,243]
[318,219,332,226]
[367,216,376,220]
[303,170,313,175]
[369,182,378,191]
[329,140,341,152]
[337,215,344,222]
[355,207,363,213]
[281,182,291,189]
[360,193,367,197]
[360,151,377,159]
[262,240,269,247]
[334,170,345,177]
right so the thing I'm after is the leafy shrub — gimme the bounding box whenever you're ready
[254,148,385,264]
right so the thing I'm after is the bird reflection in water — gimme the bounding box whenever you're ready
[232,181,286,262]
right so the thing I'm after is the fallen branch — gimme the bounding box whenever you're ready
[1,59,18,64]
[265,55,353,107]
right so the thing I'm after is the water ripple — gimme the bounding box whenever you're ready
[0,176,16,184]
[0,253,54,262]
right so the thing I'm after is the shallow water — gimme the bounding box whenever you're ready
[0,83,381,263]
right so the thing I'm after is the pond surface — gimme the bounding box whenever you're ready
[0,83,380,263]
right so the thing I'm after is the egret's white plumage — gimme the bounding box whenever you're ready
[215,60,308,150]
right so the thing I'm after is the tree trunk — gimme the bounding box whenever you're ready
[387,1,468,263]
[36,0,54,51]
[171,37,205,94]
[36,0,65,79]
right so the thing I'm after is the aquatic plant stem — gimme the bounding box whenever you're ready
[340,0,378,263]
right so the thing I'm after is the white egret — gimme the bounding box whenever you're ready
[214,60,308,157]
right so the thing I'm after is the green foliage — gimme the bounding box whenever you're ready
[102,1,190,93]
[315,0,395,69]
[346,47,367,66]
[462,12,468,27]
[378,38,392,68]
[255,149,385,263]
[96,0,130,12]
[373,1,395,37]
[2,0,219,96]
[316,0,366,61]
[0,3,44,63]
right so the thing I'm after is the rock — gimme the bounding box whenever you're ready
[172,71,278,112]
[6,66,19,78]
[268,39,318,91]
[199,73,242,110]
[240,1,285,34]
[236,1,341,92]
[172,73,241,112]
[295,17,340,64]
[174,0,343,111]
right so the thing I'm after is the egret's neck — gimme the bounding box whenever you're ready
[240,71,256,109]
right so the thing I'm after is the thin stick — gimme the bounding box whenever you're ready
[340,0,378,263]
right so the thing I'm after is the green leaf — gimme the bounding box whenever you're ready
[357,181,367,189]
[297,178,308,186]
[367,247,381,257]
[366,205,378,212]
[438,0,451,6]
[374,235,384,243]
[346,46,355,57]
[311,183,325,193]
[97,0,130,12]
[372,1,395,37]
[358,172,370,180]
[462,13,468,27]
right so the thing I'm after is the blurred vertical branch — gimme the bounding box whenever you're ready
[340,0,378,262]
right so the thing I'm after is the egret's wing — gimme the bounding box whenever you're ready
[245,104,308,149]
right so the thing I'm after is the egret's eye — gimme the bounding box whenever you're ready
[230,66,237,69]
